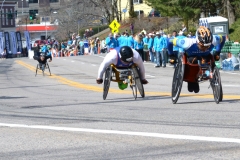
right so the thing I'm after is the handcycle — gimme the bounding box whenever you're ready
[35,62,51,76]
[103,64,145,100]
[171,53,223,104]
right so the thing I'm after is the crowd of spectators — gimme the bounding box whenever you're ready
[36,24,193,69]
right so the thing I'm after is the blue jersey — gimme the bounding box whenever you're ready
[167,35,225,57]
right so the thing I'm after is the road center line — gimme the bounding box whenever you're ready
[15,60,240,99]
[1,123,240,144]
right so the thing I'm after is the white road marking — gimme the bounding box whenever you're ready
[81,62,85,64]
[220,71,240,75]
[91,64,96,66]
[223,85,240,87]
[71,61,75,62]
[95,55,105,58]
[1,123,240,144]
[63,59,66,60]
[146,75,155,78]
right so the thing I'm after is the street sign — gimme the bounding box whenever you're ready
[109,19,120,30]
[111,29,119,34]
[122,8,127,13]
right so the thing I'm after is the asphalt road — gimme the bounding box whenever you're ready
[1,55,240,160]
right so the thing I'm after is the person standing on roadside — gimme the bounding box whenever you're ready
[130,23,134,35]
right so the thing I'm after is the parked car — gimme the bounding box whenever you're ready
[33,40,46,47]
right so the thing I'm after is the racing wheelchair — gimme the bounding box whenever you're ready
[35,62,51,76]
[103,64,145,100]
[171,53,223,104]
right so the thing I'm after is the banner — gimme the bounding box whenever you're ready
[16,31,22,53]
[4,32,11,54]
[24,31,31,51]
[0,32,4,55]
[10,31,17,54]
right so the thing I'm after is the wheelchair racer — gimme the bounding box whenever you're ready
[96,46,148,85]
[168,26,226,93]
[33,52,52,71]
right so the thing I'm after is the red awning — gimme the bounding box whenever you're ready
[16,25,58,32]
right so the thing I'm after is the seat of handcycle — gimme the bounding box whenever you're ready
[110,64,134,82]
[182,53,213,83]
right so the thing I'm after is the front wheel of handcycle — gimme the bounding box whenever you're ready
[46,63,51,76]
[130,69,137,100]
[211,66,222,104]
[132,67,145,98]
[103,66,112,100]
[171,59,185,104]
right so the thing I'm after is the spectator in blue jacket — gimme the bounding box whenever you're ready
[153,32,165,67]
[127,33,134,48]
[105,33,117,52]
[134,34,144,61]
[148,33,155,63]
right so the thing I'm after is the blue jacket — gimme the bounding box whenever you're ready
[134,40,144,50]
[148,37,154,49]
[106,37,117,49]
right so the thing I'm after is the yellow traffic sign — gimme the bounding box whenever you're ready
[109,19,120,30]
[111,29,119,33]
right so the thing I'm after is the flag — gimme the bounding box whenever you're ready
[10,31,17,54]
[0,32,4,54]
[24,31,31,51]
[16,31,23,53]
[4,32,11,54]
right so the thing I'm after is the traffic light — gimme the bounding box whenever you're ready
[7,11,13,19]
[29,10,36,20]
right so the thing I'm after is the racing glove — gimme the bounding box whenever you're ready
[213,51,220,61]
[169,55,177,64]
[96,79,103,84]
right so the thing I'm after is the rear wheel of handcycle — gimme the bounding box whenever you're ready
[103,66,112,100]
[211,66,221,104]
[35,64,38,77]
[47,63,51,76]
[171,57,185,104]
[132,66,145,98]
[42,66,45,76]
[220,83,223,102]
[130,69,137,100]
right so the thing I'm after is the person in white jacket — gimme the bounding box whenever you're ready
[96,46,148,84]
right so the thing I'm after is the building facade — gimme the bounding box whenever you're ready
[119,0,155,19]
[0,0,18,32]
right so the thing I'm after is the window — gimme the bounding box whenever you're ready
[10,9,13,25]
[2,9,5,26]
[148,9,160,17]
[29,0,38,3]
[133,0,143,4]
[42,17,49,22]
[134,10,144,16]
[6,9,8,25]
[50,0,59,2]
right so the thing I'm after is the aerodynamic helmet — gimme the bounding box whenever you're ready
[119,46,133,62]
[40,52,46,57]
[196,26,213,46]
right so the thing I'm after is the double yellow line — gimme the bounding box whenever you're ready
[15,60,240,100]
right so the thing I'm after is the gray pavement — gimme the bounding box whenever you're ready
[0,56,240,160]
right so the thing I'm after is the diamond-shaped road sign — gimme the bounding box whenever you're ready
[111,29,119,34]
[109,19,120,30]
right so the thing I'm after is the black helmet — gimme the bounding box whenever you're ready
[40,52,46,57]
[196,26,213,46]
[119,46,133,62]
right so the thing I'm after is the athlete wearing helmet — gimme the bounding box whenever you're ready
[96,46,148,84]
[33,52,52,70]
[167,26,226,93]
